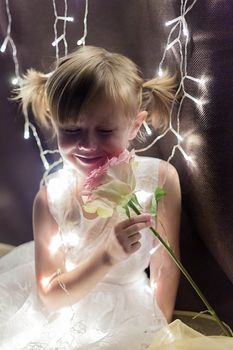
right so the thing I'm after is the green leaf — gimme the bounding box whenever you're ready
[124,205,131,218]
[150,195,157,216]
[155,187,166,202]
[150,187,166,216]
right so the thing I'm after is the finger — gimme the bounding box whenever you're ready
[129,241,141,253]
[127,232,141,245]
[124,222,151,236]
[117,214,153,231]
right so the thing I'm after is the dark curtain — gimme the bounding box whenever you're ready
[0,0,232,327]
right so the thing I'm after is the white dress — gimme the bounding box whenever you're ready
[0,156,166,350]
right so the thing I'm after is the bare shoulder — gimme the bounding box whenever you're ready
[158,159,179,180]
[33,185,58,240]
[33,186,49,223]
[33,185,48,208]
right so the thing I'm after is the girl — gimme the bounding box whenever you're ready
[0,46,181,349]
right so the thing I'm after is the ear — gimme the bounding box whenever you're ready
[128,111,148,140]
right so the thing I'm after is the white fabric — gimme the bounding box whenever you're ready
[0,156,166,349]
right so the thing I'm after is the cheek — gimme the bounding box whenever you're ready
[103,132,129,157]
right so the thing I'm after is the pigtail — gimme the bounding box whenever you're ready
[13,69,51,128]
[141,72,177,131]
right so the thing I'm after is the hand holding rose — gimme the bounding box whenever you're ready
[104,214,153,266]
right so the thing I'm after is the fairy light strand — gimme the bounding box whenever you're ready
[77,0,89,46]
[23,0,73,174]
[136,0,202,166]
[3,0,201,168]
[62,0,69,56]
[52,0,73,62]
[27,123,50,170]
[40,158,63,187]
[0,0,20,85]
[52,0,59,62]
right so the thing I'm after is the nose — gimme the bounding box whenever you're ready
[76,131,97,151]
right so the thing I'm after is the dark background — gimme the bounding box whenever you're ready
[0,0,232,327]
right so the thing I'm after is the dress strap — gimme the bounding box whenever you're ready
[134,156,161,193]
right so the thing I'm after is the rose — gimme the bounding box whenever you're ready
[82,150,136,218]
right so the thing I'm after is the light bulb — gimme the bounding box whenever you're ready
[24,127,30,139]
[77,38,84,46]
[57,16,74,22]
[11,77,19,85]
[142,121,152,135]
[52,34,65,46]
[158,68,163,77]
[0,37,8,52]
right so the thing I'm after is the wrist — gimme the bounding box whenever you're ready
[95,243,114,267]
[102,249,115,267]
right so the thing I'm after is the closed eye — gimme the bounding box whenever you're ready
[63,128,82,134]
[98,129,113,134]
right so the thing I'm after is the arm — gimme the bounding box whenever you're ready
[150,160,181,323]
[33,186,152,312]
[33,186,112,311]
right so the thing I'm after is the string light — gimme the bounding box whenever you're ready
[77,38,84,46]
[52,0,72,61]
[77,0,89,46]
[26,122,51,170]
[4,0,201,170]
[52,34,65,47]
[171,128,184,142]
[40,158,63,187]
[24,128,30,140]
[185,75,207,85]
[11,77,19,85]
[185,92,203,106]
[182,18,189,37]
[3,0,200,197]
[166,38,180,51]
[20,0,74,183]
[1,0,20,83]
[177,145,194,163]
[142,121,152,135]
[57,16,74,22]
[0,37,9,52]
[136,0,202,167]
[158,67,164,77]
[165,16,182,27]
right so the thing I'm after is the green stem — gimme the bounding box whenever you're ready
[128,200,232,337]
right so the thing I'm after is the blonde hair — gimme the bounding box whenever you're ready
[14,46,176,131]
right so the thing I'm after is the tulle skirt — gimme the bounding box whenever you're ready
[1,242,232,349]
[0,241,166,349]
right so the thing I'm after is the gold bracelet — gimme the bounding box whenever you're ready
[56,268,70,296]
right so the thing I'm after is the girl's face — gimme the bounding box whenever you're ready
[55,96,146,176]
